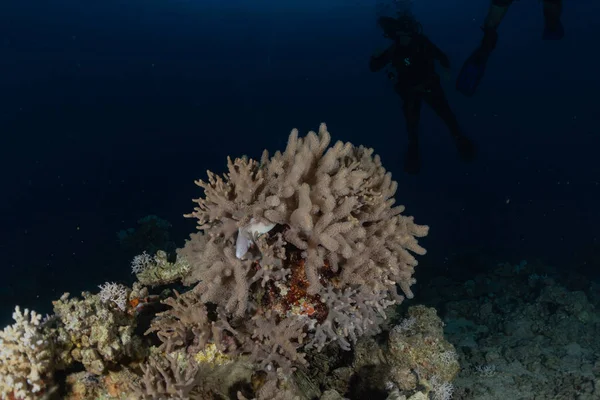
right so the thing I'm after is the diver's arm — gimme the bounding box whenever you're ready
[369,44,395,72]
[422,36,451,68]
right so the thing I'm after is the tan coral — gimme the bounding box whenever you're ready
[179,123,428,371]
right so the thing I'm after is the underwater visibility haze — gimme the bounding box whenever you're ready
[1,0,599,399]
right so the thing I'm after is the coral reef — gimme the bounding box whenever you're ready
[421,258,600,399]
[178,123,428,365]
[132,250,191,287]
[64,370,134,400]
[1,124,440,400]
[0,307,55,400]
[51,290,147,375]
[385,306,459,386]
[347,306,459,399]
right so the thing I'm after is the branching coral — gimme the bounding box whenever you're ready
[132,353,200,399]
[0,123,431,400]
[0,307,55,400]
[146,290,228,355]
[178,123,428,374]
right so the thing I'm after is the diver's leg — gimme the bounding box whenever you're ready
[424,80,461,137]
[542,0,564,40]
[403,97,421,144]
[455,0,511,96]
[400,90,422,174]
[479,0,514,50]
[425,81,476,161]
[483,0,513,31]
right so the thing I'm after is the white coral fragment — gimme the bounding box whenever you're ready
[235,218,276,259]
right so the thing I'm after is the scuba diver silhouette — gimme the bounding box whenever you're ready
[456,0,564,97]
[370,14,476,174]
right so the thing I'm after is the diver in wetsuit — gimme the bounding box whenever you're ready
[456,0,564,97]
[370,14,476,175]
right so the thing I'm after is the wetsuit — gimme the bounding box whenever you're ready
[369,34,462,146]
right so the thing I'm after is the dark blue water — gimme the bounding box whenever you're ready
[1,0,598,322]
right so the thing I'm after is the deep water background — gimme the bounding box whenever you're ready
[1,0,598,323]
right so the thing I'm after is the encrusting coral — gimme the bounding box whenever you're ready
[52,291,147,375]
[1,123,435,400]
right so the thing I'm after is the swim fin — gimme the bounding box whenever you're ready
[456,51,489,97]
[456,28,497,97]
